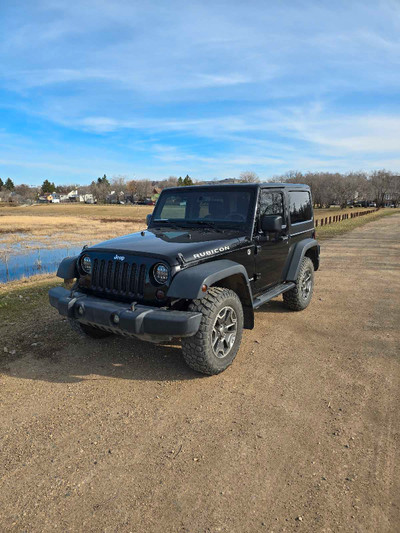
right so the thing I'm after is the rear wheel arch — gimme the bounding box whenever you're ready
[305,246,319,271]
[285,238,319,281]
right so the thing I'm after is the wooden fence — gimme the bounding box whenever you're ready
[315,209,378,227]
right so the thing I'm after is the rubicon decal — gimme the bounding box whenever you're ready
[193,245,230,259]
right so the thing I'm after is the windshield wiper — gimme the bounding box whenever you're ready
[189,220,224,233]
[152,219,188,231]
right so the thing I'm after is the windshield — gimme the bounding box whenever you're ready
[151,188,255,230]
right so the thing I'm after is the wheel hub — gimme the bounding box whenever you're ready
[211,306,237,359]
[301,268,312,299]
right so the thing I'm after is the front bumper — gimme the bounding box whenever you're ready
[49,287,202,341]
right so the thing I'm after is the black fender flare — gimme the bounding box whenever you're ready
[167,259,254,329]
[285,238,320,281]
[168,259,252,301]
[57,255,79,280]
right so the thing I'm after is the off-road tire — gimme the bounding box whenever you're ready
[182,287,244,375]
[68,318,113,339]
[283,256,314,311]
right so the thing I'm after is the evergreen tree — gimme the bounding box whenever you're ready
[0,178,4,189]
[183,174,193,186]
[41,179,56,193]
[177,177,183,186]
[5,178,15,190]
[97,174,110,186]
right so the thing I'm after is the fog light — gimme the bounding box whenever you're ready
[112,314,120,324]
[156,289,165,300]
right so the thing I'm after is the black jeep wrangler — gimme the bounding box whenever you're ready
[49,183,319,375]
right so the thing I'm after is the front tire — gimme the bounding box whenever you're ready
[182,287,244,375]
[283,256,314,311]
[68,318,113,339]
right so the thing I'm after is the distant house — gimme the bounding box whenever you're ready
[66,189,95,203]
[67,189,80,202]
[82,193,95,204]
[106,190,125,204]
[38,192,53,203]
[50,193,60,203]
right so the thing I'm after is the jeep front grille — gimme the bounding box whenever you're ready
[90,258,146,298]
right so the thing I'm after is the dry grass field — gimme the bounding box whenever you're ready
[0,203,397,251]
[0,204,153,248]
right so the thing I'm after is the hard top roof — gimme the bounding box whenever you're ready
[164,182,310,191]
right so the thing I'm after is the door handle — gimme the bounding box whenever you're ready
[279,235,289,241]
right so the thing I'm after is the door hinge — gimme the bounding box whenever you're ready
[255,245,262,254]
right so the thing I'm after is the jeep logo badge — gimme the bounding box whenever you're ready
[114,254,125,261]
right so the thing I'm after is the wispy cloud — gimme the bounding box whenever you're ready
[0,0,399,184]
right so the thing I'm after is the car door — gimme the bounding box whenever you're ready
[254,188,289,292]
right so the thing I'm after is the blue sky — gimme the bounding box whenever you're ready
[1,0,399,185]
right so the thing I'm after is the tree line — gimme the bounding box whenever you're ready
[272,170,400,208]
[0,170,399,207]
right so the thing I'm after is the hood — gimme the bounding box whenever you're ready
[88,228,247,265]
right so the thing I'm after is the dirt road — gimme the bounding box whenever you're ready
[1,215,399,532]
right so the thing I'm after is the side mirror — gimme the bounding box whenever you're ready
[146,213,152,226]
[261,215,283,232]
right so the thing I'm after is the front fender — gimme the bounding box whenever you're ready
[167,259,252,301]
[57,255,79,280]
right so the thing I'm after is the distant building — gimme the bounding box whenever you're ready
[66,189,95,203]
[106,191,125,204]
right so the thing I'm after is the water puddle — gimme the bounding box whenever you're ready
[0,244,85,283]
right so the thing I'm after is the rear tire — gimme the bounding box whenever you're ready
[68,318,113,339]
[182,287,244,375]
[283,256,314,311]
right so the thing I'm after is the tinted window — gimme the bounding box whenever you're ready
[152,188,255,228]
[289,191,312,224]
[259,191,283,217]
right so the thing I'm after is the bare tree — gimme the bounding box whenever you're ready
[238,171,260,183]
[134,180,153,200]
[388,174,400,207]
[111,176,128,194]
[89,180,111,203]
[370,170,393,207]
[14,184,39,203]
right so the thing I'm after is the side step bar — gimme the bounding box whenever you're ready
[253,282,295,309]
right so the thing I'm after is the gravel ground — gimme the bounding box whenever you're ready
[0,214,399,532]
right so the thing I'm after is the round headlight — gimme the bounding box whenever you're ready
[153,263,169,284]
[81,255,92,274]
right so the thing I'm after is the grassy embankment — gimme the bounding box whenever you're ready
[315,207,398,239]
